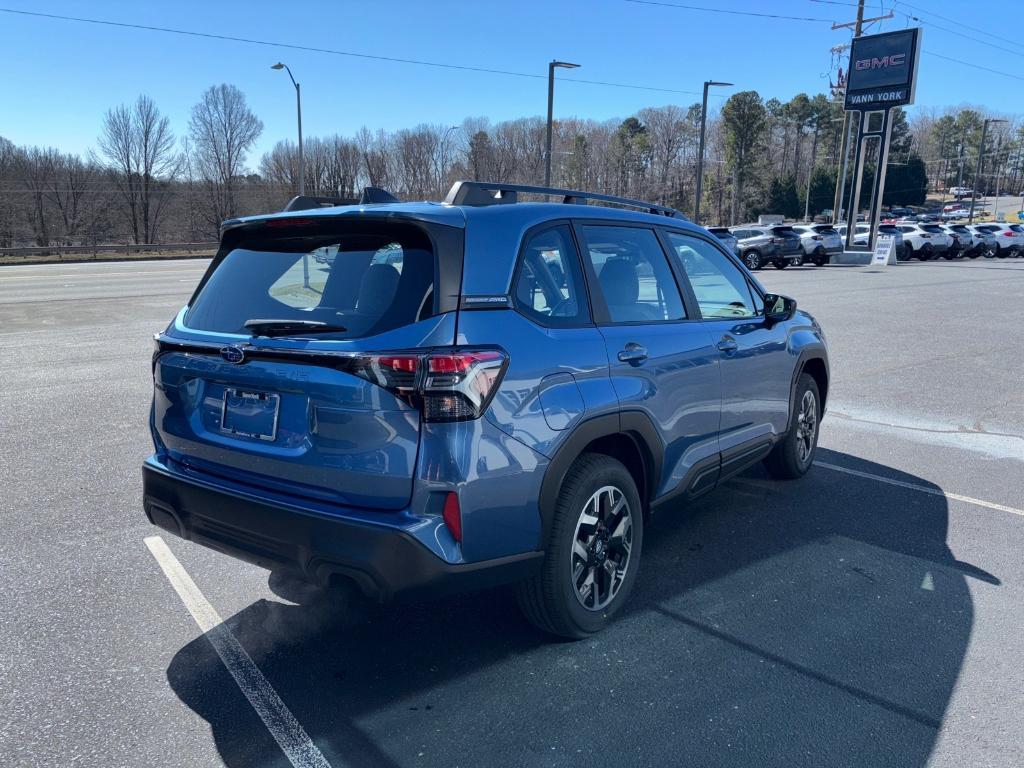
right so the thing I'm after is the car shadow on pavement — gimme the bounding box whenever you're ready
[167,449,994,768]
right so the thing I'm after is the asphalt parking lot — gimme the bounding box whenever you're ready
[1,257,1022,768]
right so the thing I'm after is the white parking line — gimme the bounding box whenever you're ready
[815,461,1024,517]
[144,536,333,768]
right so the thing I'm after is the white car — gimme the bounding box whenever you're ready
[894,222,952,260]
[948,187,976,198]
[791,224,843,266]
[836,223,905,257]
[973,223,1024,257]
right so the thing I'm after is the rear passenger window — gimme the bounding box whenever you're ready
[513,225,588,326]
[580,225,685,323]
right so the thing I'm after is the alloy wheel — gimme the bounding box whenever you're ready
[795,389,818,467]
[570,485,634,612]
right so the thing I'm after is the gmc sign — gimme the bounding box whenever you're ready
[845,28,921,110]
[854,53,907,71]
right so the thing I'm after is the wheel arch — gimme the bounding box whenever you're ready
[537,412,662,547]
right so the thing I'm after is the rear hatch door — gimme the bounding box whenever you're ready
[153,215,462,510]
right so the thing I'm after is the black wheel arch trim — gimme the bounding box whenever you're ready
[787,346,829,431]
[537,411,664,546]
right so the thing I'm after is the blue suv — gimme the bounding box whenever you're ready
[144,181,829,638]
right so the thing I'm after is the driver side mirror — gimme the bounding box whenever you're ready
[763,293,797,322]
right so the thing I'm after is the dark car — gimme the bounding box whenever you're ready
[729,225,803,270]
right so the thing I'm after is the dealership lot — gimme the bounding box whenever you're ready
[1,258,1022,767]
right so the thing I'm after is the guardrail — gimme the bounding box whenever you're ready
[0,242,218,262]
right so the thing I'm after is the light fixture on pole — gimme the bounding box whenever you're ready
[545,60,580,187]
[694,80,732,224]
[968,118,1006,224]
[272,62,304,197]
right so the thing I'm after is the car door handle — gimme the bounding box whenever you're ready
[617,343,648,365]
[716,335,738,353]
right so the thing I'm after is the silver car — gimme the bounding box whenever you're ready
[706,227,739,255]
[791,224,843,266]
[965,225,998,258]
[836,223,905,258]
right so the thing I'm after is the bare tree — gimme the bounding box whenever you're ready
[97,95,177,243]
[13,146,56,247]
[189,84,263,226]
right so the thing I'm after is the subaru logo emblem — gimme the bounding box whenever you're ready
[220,345,245,364]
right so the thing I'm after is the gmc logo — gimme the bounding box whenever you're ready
[855,53,906,70]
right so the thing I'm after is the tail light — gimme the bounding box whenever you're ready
[1004,232,1015,237]
[811,235,823,241]
[340,348,507,422]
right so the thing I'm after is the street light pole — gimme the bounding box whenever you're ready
[545,60,580,188]
[272,62,304,196]
[694,80,732,225]
[968,118,1006,224]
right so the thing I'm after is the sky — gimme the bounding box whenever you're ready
[0,0,1019,164]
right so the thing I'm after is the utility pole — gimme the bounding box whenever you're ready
[969,118,1007,224]
[829,1,893,227]
[956,125,967,196]
[831,0,865,225]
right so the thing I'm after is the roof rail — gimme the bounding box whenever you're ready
[443,180,685,219]
[282,186,401,212]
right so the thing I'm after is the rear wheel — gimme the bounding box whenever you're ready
[904,243,915,260]
[811,247,826,266]
[517,454,644,639]
[996,245,1007,258]
[743,250,762,271]
[920,244,934,261]
[773,260,788,270]
[764,373,821,480]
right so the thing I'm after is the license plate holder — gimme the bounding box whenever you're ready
[221,389,280,441]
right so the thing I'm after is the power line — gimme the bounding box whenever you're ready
[892,0,992,39]
[626,0,836,22]
[0,7,713,97]
[897,10,1024,60]
[923,52,1024,84]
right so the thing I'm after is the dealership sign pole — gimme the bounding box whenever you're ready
[842,28,922,252]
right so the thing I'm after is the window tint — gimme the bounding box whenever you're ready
[666,232,759,320]
[513,225,587,326]
[580,225,685,323]
[186,223,435,338]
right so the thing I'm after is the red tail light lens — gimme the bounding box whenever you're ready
[442,492,462,542]
[1004,232,1015,237]
[340,348,507,422]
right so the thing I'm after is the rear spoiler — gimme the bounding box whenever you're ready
[283,186,400,212]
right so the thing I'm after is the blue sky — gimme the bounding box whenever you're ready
[0,0,1019,164]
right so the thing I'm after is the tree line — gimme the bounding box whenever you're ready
[1,84,1021,248]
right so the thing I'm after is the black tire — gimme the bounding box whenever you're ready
[516,454,644,639]
[920,244,934,261]
[763,373,821,480]
[996,245,1007,258]
[743,250,762,271]
[904,244,915,260]
[773,260,788,270]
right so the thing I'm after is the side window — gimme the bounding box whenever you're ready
[666,232,759,320]
[580,225,685,323]
[513,225,587,326]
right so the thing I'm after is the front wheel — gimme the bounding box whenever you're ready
[764,373,821,480]
[773,260,789,270]
[743,250,762,271]
[517,454,644,639]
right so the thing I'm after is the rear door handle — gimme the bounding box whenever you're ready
[617,343,648,365]
[716,335,738,353]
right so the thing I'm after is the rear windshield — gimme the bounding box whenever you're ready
[1010,225,1023,233]
[921,225,944,233]
[770,226,797,236]
[813,226,838,234]
[186,221,437,338]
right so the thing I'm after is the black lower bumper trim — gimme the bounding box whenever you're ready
[142,462,543,602]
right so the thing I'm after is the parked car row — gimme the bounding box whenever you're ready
[706,219,1024,265]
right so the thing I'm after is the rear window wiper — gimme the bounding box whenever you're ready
[244,319,348,337]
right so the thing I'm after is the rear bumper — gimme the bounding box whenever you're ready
[142,457,542,602]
